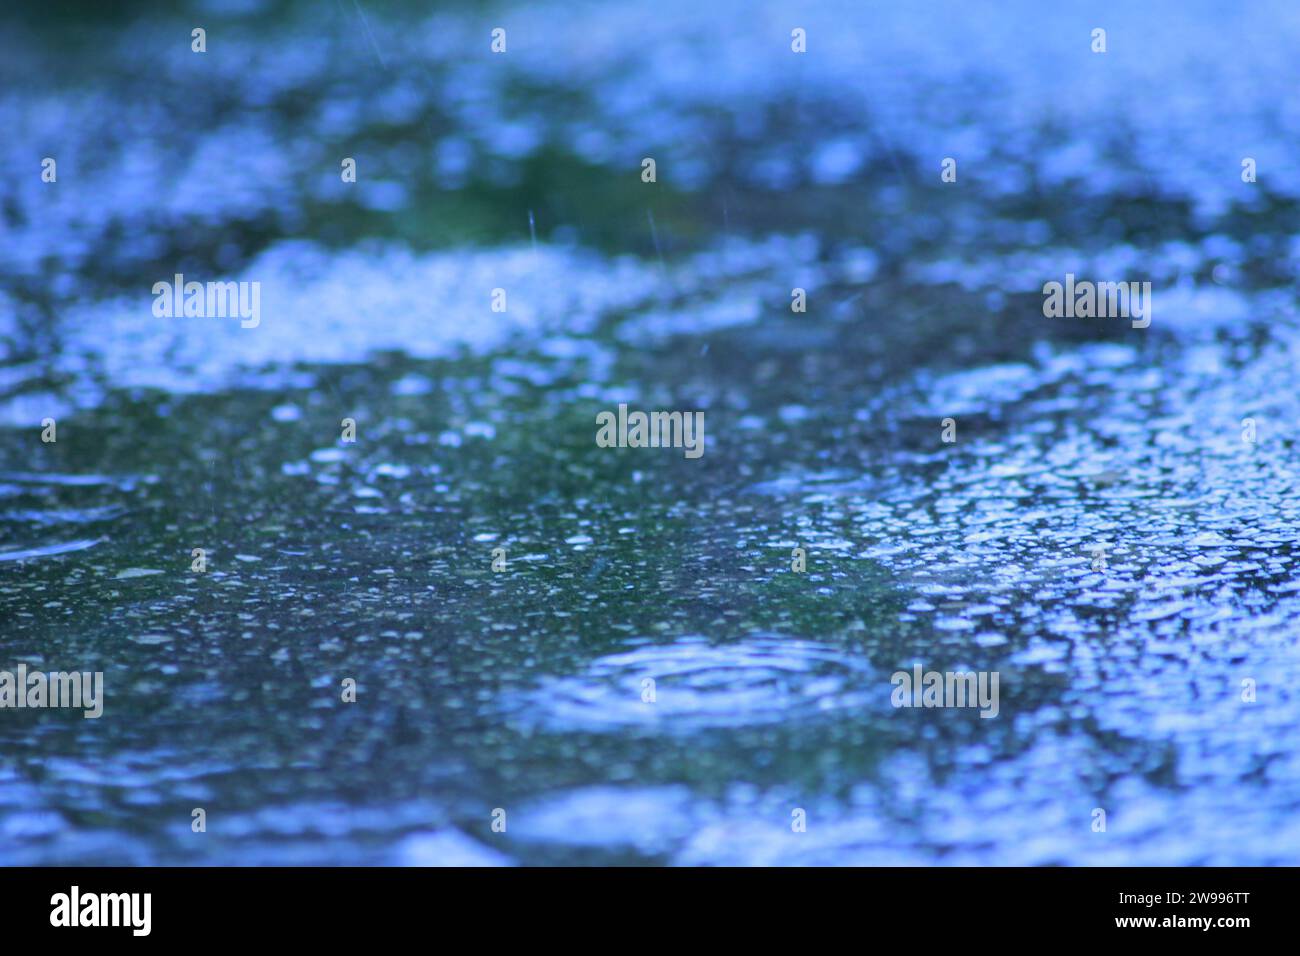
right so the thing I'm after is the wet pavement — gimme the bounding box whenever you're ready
[2,0,1299,864]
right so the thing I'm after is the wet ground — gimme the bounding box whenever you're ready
[2,0,1300,864]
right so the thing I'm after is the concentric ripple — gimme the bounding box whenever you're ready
[504,635,876,732]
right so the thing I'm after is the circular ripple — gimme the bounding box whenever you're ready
[503,634,876,732]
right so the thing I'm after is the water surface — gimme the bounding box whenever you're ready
[2,0,1300,865]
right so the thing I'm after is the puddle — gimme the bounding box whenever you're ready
[2,0,1299,865]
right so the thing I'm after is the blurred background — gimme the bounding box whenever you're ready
[2,0,1300,864]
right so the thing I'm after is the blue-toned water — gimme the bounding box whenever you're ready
[2,0,1299,864]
